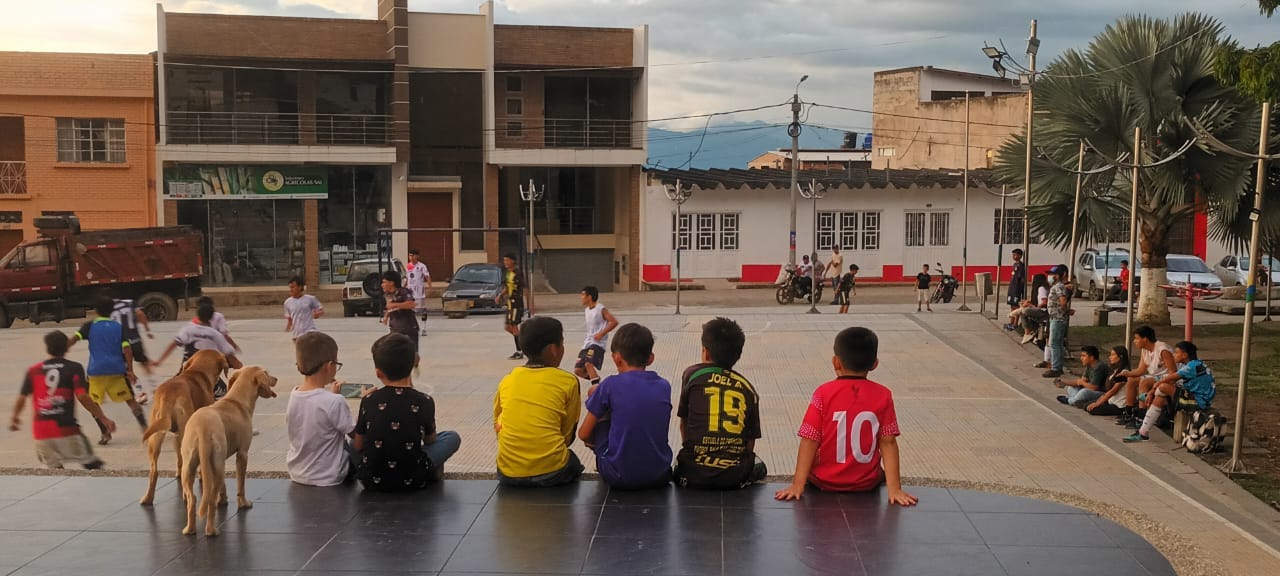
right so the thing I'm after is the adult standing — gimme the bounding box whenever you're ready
[500,254,528,360]
[826,246,844,304]
[1007,248,1027,312]
[406,249,431,336]
[1043,265,1070,378]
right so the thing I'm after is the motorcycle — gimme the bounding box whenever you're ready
[930,263,959,304]
[776,265,824,305]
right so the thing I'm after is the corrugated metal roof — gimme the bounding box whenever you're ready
[648,167,1003,191]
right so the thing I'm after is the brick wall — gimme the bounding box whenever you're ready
[495,74,545,149]
[495,26,633,68]
[166,13,389,62]
[0,52,152,97]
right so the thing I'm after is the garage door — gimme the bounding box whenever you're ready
[407,193,453,277]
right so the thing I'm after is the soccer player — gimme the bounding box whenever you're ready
[499,254,527,360]
[573,286,619,388]
[285,276,324,340]
[406,248,431,335]
[10,331,113,469]
[69,296,146,445]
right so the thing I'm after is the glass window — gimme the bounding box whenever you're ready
[506,98,523,116]
[905,212,925,247]
[506,121,523,137]
[929,212,949,246]
[56,119,125,163]
[817,211,836,251]
[671,213,691,251]
[696,214,716,250]
[319,166,391,284]
[23,244,51,267]
[719,214,739,250]
[180,199,304,287]
[840,212,859,251]
[506,76,523,93]
[862,212,880,250]
[1167,257,1212,274]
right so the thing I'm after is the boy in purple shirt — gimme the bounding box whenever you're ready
[578,323,673,489]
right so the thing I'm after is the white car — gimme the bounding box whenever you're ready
[342,258,406,317]
[1162,254,1222,296]
[1075,247,1132,300]
[1214,254,1280,286]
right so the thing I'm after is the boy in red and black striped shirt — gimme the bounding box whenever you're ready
[9,331,115,469]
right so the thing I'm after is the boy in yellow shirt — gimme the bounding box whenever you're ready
[493,316,584,486]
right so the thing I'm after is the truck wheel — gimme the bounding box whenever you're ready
[0,306,11,329]
[138,292,179,322]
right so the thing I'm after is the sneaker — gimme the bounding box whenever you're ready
[1042,370,1063,378]
[1122,433,1149,443]
[84,459,104,471]
[1056,395,1069,405]
[508,351,524,360]
[1020,334,1035,345]
[1034,361,1049,369]
[134,391,149,405]
[1125,419,1140,430]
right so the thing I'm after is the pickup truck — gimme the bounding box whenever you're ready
[0,215,203,328]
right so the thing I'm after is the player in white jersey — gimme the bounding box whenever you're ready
[406,249,431,336]
[573,286,619,388]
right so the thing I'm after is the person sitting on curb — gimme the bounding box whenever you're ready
[1124,341,1216,443]
[1112,326,1176,429]
[1085,346,1132,417]
[1056,345,1109,408]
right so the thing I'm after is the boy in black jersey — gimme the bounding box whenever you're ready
[837,264,859,314]
[915,264,932,312]
[10,331,112,469]
[673,317,765,490]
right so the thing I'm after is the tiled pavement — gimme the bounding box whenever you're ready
[0,302,1278,574]
[0,475,1173,576]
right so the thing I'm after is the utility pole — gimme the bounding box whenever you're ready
[959,92,972,311]
[788,75,808,269]
[519,179,544,316]
[664,178,693,315]
[1224,101,1272,476]
[1124,127,1141,355]
[1021,19,1039,301]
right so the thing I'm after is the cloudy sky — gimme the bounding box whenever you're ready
[0,0,1274,131]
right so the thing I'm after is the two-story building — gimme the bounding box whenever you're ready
[0,52,156,257]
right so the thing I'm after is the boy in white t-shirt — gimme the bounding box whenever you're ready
[284,276,324,340]
[573,286,618,388]
[151,303,242,398]
[406,249,431,336]
[286,332,357,486]
[197,296,241,353]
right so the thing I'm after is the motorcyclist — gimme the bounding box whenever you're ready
[797,255,814,299]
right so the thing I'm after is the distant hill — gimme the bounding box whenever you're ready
[647,121,857,170]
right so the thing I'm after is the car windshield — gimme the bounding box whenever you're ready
[1099,254,1130,269]
[454,267,500,284]
[347,262,391,281]
[1167,258,1211,274]
[1240,256,1280,271]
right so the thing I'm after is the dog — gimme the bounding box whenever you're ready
[139,350,228,506]
[180,366,277,536]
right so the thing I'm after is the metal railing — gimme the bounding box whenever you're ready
[166,111,392,146]
[497,117,638,149]
[0,161,25,195]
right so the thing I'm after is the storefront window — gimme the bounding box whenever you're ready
[319,166,391,284]
[178,199,305,286]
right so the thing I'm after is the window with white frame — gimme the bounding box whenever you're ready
[907,211,949,247]
[56,118,125,163]
[993,209,1043,245]
[929,212,950,246]
[671,212,739,251]
[817,210,881,251]
[905,212,926,247]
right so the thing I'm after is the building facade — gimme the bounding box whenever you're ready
[747,148,871,171]
[0,52,156,256]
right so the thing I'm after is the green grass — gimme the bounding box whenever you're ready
[1236,477,1280,506]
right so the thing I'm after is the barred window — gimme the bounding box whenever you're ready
[672,212,738,251]
[720,213,739,250]
[671,213,692,250]
[862,211,880,250]
[905,212,926,247]
[56,118,125,163]
[993,209,1043,245]
[929,212,950,246]
[817,210,880,251]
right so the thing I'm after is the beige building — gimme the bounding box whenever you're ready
[871,66,1026,171]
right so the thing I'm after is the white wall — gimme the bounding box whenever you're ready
[917,69,1022,101]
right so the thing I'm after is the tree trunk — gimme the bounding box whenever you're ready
[1137,223,1172,325]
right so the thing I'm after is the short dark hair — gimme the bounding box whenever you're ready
[519,316,563,362]
[1175,340,1199,360]
[1081,345,1101,361]
[296,332,338,376]
[503,253,517,262]
[289,276,305,288]
[1012,248,1024,255]
[408,248,420,256]
[849,264,860,271]
[1135,325,1156,343]
[834,327,878,373]
[372,333,416,381]
[922,263,930,269]
[382,270,403,288]
[1121,260,1129,265]
[701,317,745,369]
[45,331,69,357]
[581,286,599,302]
[196,296,215,309]
[196,303,215,324]
[94,296,114,317]
[611,323,654,367]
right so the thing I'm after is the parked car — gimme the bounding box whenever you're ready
[441,263,505,313]
[342,258,406,317]
[1162,254,1222,296]
[1214,254,1280,286]
[1075,247,1132,300]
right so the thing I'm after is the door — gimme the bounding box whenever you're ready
[0,230,21,259]
[0,241,60,298]
[407,193,454,279]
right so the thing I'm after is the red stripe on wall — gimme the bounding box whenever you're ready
[643,265,671,283]
[741,264,781,283]
[1194,211,1208,260]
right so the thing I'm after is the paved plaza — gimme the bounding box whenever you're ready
[0,301,1278,574]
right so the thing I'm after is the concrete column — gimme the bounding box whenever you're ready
[485,163,500,263]
[304,199,319,287]
[628,166,641,291]
[391,162,408,262]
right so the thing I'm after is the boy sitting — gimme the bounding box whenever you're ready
[286,332,356,487]
[775,327,917,506]
[1124,341,1215,443]
[673,317,766,490]
[578,323,672,489]
[353,334,461,490]
[9,331,113,469]
[493,317,584,487]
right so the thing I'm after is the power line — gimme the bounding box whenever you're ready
[808,103,1025,129]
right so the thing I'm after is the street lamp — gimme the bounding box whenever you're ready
[519,179,544,315]
[664,178,693,315]
[800,179,827,314]
[788,75,808,269]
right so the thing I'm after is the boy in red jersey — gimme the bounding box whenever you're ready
[775,326,917,506]
[9,331,114,469]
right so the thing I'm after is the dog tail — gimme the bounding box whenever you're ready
[142,410,172,442]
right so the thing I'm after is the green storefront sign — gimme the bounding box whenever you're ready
[164,165,328,200]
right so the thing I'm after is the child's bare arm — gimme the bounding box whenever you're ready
[775,438,819,500]
[878,435,917,506]
[578,412,598,447]
[9,395,25,431]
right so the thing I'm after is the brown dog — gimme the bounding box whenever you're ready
[139,350,228,506]
[180,366,277,536]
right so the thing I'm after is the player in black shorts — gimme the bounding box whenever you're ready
[500,254,527,360]
[837,264,858,314]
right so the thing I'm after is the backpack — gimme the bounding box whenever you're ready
[1182,409,1227,454]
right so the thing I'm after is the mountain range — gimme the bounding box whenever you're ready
[646,121,859,170]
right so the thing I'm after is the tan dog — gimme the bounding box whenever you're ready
[180,366,277,536]
[140,350,228,506]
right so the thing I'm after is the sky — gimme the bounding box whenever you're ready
[0,0,1274,131]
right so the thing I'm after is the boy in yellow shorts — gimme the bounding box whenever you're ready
[70,296,146,445]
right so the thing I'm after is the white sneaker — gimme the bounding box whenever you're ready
[1020,334,1034,345]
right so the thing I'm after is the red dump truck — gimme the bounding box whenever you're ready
[0,215,203,328]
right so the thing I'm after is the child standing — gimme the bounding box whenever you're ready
[578,324,672,489]
[9,331,113,469]
[673,317,765,490]
[353,334,461,490]
[837,264,859,314]
[110,298,154,403]
[197,296,241,353]
[286,332,356,487]
[573,286,619,388]
[915,264,932,312]
[151,303,243,399]
[381,270,420,373]
[775,327,917,506]
[493,316,584,487]
[70,296,146,445]
[284,276,324,340]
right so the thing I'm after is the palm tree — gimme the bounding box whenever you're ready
[995,13,1260,324]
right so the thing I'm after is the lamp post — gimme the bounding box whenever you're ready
[664,178,693,315]
[958,92,972,312]
[519,179,544,316]
[788,75,808,269]
[800,178,827,314]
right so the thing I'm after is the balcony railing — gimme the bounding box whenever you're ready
[167,111,392,146]
[497,117,639,150]
[535,205,601,235]
[0,161,25,195]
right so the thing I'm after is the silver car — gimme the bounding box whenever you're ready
[1075,248,1132,300]
[1163,254,1222,296]
[1214,254,1280,286]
